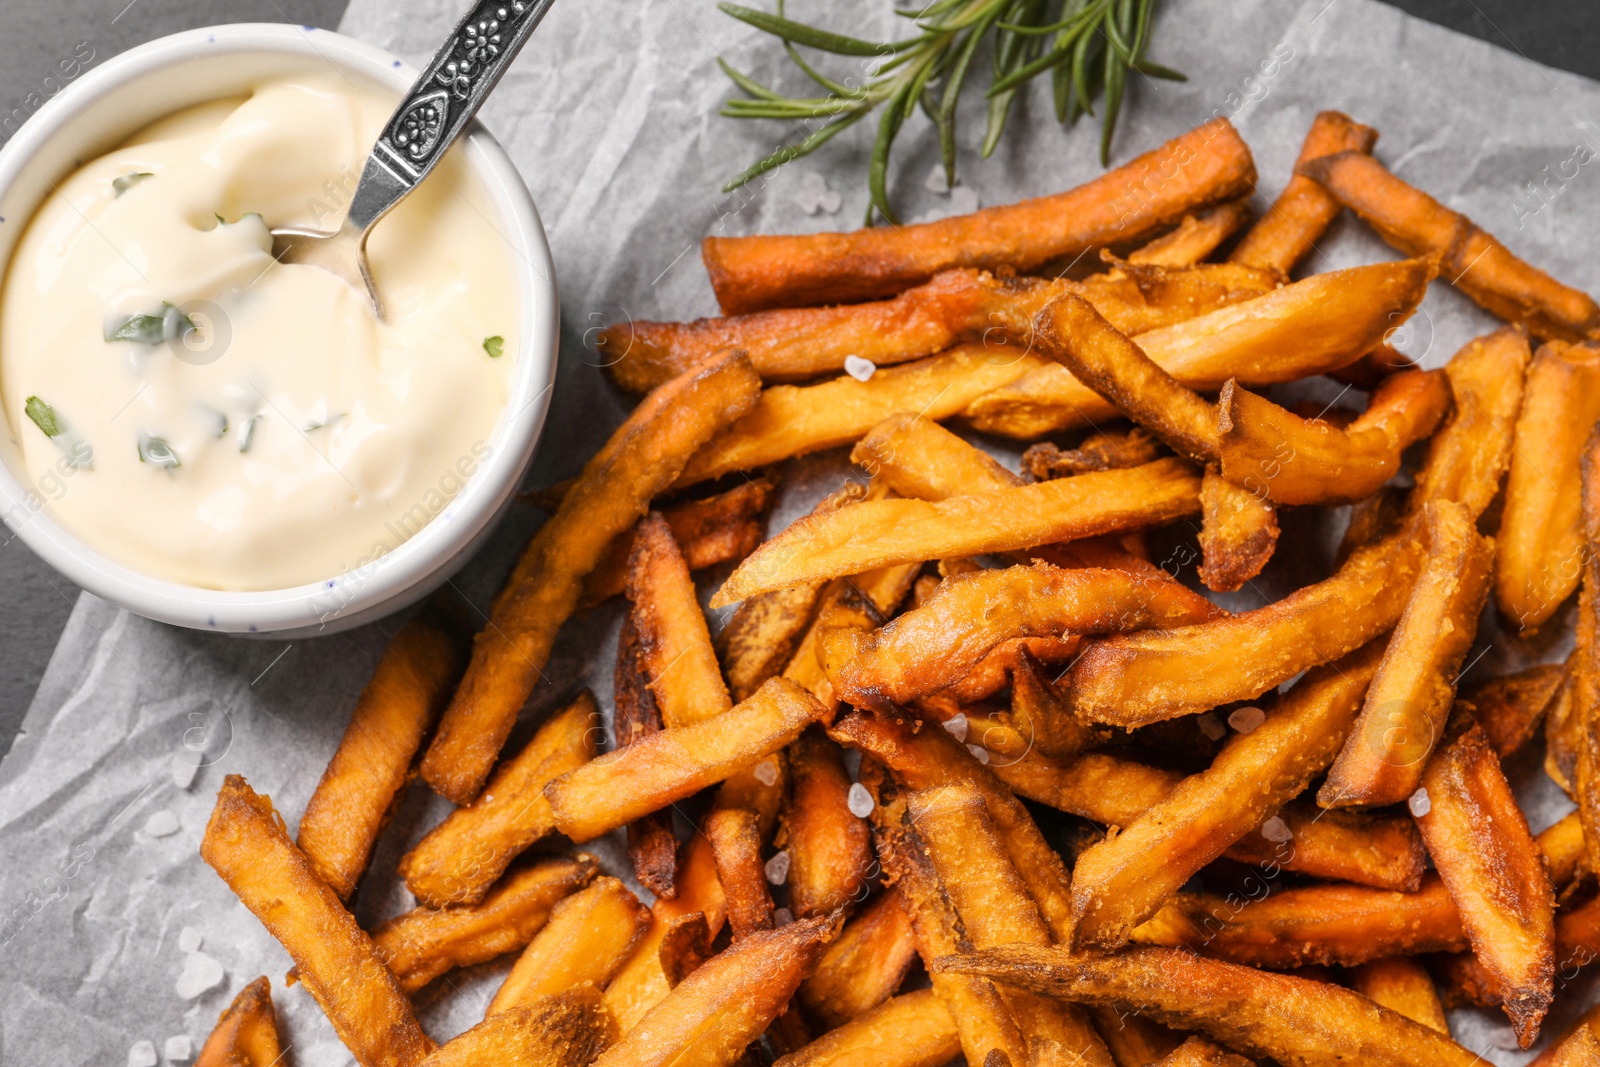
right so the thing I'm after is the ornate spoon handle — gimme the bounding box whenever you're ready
[348,0,557,231]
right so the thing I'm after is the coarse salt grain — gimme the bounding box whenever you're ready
[1227,706,1265,734]
[843,355,876,382]
[967,744,991,765]
[177,926,203,953]
[846,782,875,819]
[752,759,779,787]
[164,1035,194,1062]
[1408,787,1431,818]
[175,951,224,1000]
[128,1041,157,1067]
[942,713,969,742]
[1259,816,1293,844]
[764,850,792,886]
[145,810,180,837]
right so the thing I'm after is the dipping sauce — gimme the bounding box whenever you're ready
[0,74,518,590]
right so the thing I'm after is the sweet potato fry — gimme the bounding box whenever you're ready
[1217,368,1452,505]
[775,989,960,1067]
[419,986,611,1067]
[704,117,1256,314]
[907,782,1116,1067]
[487,877,651,1015]
[1131,200,1255,267]
[374,855,596,994]
[1300,150,1600,341]
[424,351,762,804]
[826,563,1215,713]
[1069,643,1385,950]
[1198,470,1279,592]
[614,618,677,899]
[606,264,1278,392]
[832,711,1076,940]
[943,634,1082,705]
[298,612,464,901]
[1346,958,1449,1034]
[1321,502,1493,807]
[852,411,1021,500]
[1150,1035,1254,1067]
[993,748,1425,890]
[1465,661,1568,759]
[1023,428,1165,479]
[1328,342,1420,390]
[1339,484,1408,562]
[715,459,1202,605]
[628,512,733,729]
[1090,1007,1185,1067]
[1497,342,1600,629]
[1003,648,1107,760]
[1545,1022,1600,1067]
[1539,811,1589,891]
[1069,519,1426,726]
[782,727,872,918]
[547,678,824,843]
[963,257,1435,438]
[783,563,922,715]
[200,776,434,1067]
[1437,891,1600,1010]
[936,944,1486,1067]
[1411,325,1532,519]
[676,344,1046,486]
[1130,875,1467,968]
[1230,109,1379,274]
[1548,665,1583,796]
[798,889,917,1029]
[196,977,282,1067]
[591,915,834,1067]
[705,807,774,940]
[401,694,598,908]
[1573,436,1600,878]
[583,479,773,605]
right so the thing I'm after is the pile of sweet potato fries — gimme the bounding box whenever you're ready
[194,110,1600,1067]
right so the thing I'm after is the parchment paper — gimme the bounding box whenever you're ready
[4,0,1600,1062]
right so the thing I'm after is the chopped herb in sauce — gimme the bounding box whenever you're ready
[24,396,60,437]
[106,304,196,346]
[112,172,153,197]
[483,335,504,358]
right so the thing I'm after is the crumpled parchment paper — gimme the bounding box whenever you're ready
[4,0,1600,1062]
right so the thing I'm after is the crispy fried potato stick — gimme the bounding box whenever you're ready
[1130,875,1467,968]
[832,711,1076,941]
[1437,891,1600,1010]
[1070,643,1385,950]
[603,831,729,1032]
[798,889,917,1029]
[1411,325,1532,519]
[584,479,773,605]
[606,264,1278,392]
[1321,502,1493,807]
[678,343,1045,486]
[487,877,651,1015]
[1347,958,1449,1035]
[1090,1007,1185,1067]
[1545,1022,1600,1067]
[1575,426,1600,898]
[298,612,464,901]
[1465,662,1569,759]
[591,916,834,1067]
[852,411,1022,500]
[1497,342,1600,629]
[716,460,1201,605]
[784,564,922,716]
[867,765,1034,1066]
[909,783,1115,1067]
[401,694,597,908]
[783,727,872,918]
[419,986,611,1067]
[1070,519,1426,726]
[1301,150,1600,341]
[1131,200,1255,267]
[937,944,1485,1067]
[718,482,868,702]
[1547,665,1583,796]
[944,634,1082,705]
[1023,428,1166,479]
[1538,810,1589,891]
[1150,1035,1254,1067]
[826,563,1215,713]
[375,855,596,994]
[1004,648,1107,760]
[963,257,1435,438]
[775,989,960,1067]
[993,748,1425,890]
[424,352,762,804]
[628,512,733,729]
[705,807,774,940]
[547,678,824,843]
[1329,342,1420,390]
[703,117,1256,314]
[201,776,434,1067]
[1230,110,1379,274]
[1217,368,1452,505]
[196,978,282,1067]
[1198,470,1279,592]
[615,617,677,899]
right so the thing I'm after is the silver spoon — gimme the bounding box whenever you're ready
[271,0,556,319]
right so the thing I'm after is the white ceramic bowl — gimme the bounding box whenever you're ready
[0,24,558,637]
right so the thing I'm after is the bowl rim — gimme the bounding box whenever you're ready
[0,23,558,634]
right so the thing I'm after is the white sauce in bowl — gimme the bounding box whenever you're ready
[0,74,518,590]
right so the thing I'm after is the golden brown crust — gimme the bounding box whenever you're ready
[797,889,917,1030]
[400,695,598,908]
[615,617,678,899]
[1131,200,1255,268]
[775,989,960,1067]
[1346,958,1450,1035]
[1197,470,1279,592]
[704,807,774,941]
[1465,661,1569,759]
[627,512,732,729]
[195,977,283,1067]
[703,118,1256,314]
[1149,1035,1257,1067]
[487,877,652,1015]
[200,776,434,1067]
[1410,326,1531,519]
[423,350,762,804]
[783,727,872,918]
[418,986,612,1067]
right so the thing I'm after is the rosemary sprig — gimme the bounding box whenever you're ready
[718,0,1183,224]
